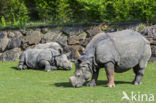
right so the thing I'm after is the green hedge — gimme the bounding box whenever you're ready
[0,0,156,27]
[0,0,29,27]
[77,0,156,22]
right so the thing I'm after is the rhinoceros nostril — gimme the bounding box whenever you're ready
[69,76,76,87]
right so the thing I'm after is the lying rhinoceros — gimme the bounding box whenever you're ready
[34,42,63,53]
[69,30,151,87]
[17,48,72,72]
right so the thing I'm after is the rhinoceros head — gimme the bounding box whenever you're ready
[55,54,72,70]
[69,58,92,87]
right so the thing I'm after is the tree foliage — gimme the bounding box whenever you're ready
[0,0,156,26]
[0,0,29,26]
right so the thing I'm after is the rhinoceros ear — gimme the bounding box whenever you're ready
[77,58,82,64]
[58,48,63,54]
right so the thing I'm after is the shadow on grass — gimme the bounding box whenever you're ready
[97,80,132,87]
[10,66,70,72]
[54,80,132,88]
[54,82,73,88]
[10,66,44,71]
[11,67,17,70]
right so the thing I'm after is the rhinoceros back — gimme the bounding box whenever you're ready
[95,30,151,72]
[82,32,108,57]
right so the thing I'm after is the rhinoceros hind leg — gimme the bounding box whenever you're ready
[87,69,99,87]
[39,60,51,72]
[105,62,115,87]
[132,65,144,85]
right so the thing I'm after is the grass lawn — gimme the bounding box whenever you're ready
[0,62,155,103]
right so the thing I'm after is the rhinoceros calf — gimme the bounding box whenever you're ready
[17,49,72,72]
[70,30,151,87]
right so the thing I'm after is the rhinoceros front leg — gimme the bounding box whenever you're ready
[87,69,99,87]
[17,53,27,70]
[39,60,51,72]
[133,65,144,85]
[105,62,115,87]
[51,66,57,70]
[17,61,24,70]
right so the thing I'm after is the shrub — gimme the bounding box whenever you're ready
[0,0,155,27]
[0,0,29,26]
[1,16,6,26]
[78,0,156,22]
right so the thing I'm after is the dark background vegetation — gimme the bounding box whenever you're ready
[0,0,156,27]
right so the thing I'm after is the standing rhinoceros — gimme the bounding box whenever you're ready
[17,48,72,72]
[69,30,151,87]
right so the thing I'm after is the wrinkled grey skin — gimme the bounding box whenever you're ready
[34,42,63,53]
[70,30,151,87]
[17,48,72,72]
[70,60,92,87]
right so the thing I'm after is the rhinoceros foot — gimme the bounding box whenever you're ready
[132,81,142,85]
[22,65,28,69]
[106,82,115,88]
[87,81,96,87]
[17,65,23,70]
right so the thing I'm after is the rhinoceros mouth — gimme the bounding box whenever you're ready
[69,76,86,88]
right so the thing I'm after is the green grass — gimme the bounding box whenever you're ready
[0,62,155,103]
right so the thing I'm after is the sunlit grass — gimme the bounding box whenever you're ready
[0,62,155,103]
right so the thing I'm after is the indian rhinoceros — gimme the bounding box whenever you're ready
[17,48,72,72]
[69,30,151,87]
[34,42,63,53]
